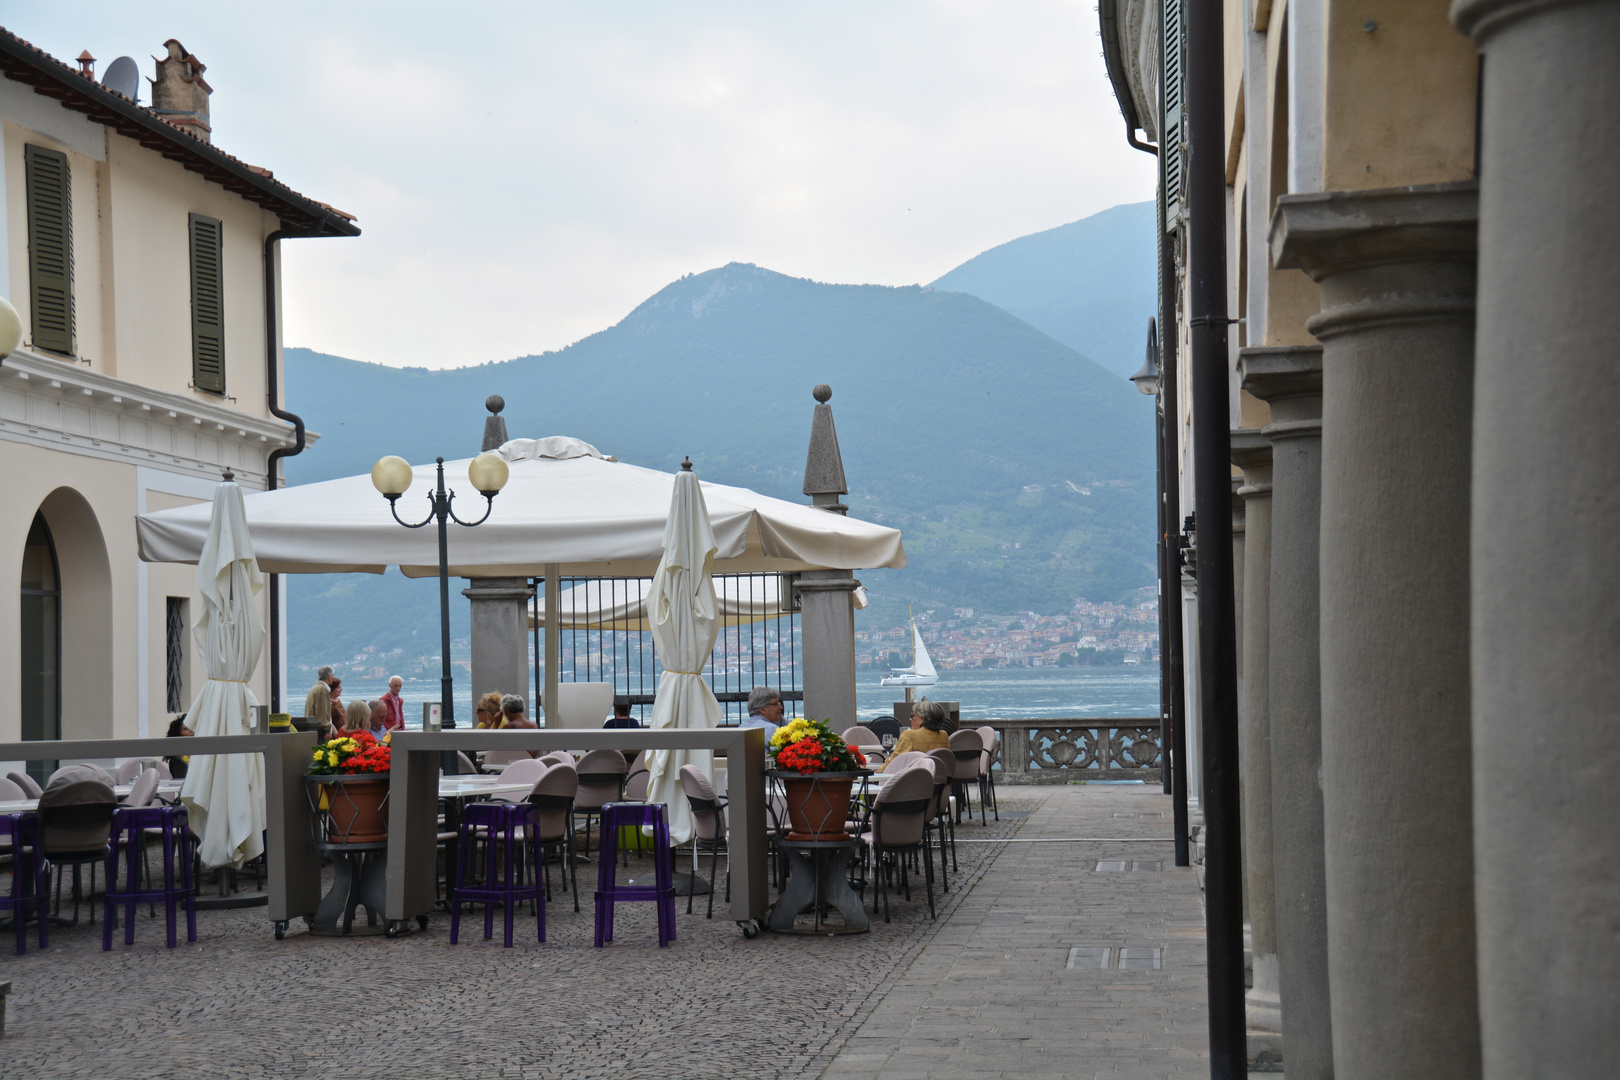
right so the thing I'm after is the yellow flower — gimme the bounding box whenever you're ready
[312,750,323,761]
[326,752,338,766]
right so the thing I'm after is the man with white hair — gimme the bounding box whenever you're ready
[379,675,406,733]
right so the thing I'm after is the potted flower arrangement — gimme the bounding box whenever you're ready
[307,731,392,843]
[769,718,868,841]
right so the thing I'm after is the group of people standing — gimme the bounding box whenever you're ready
[303,666,407,739]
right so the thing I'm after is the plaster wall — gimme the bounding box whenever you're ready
[2,81,280,422]
[1322,0,1478,190]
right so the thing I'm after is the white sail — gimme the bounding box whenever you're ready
[911,622,938,678]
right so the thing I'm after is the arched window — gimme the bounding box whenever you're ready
[21,512,61,773]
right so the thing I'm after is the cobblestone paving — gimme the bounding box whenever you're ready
[0,794,1034,1080]
[821,784,1209,1080]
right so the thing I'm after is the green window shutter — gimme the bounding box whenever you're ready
[1160,0,1185,231]
[189,213,225,393]
[24,145,74,355]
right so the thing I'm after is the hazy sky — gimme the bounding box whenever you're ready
[10,2,1154,369]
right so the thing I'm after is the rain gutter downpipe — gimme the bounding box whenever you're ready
[1185,0,1246,1074]
[263,216,335,713]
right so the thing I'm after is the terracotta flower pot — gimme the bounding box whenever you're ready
[311,773,391,843]
[777,773,857,841]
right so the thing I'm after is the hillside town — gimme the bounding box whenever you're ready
[857,595,1159,670]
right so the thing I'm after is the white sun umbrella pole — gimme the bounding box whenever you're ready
[643,460,725,846]
[179,477,269,869]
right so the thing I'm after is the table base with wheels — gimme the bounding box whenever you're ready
[768,838,869,935]
[309,842,388,936]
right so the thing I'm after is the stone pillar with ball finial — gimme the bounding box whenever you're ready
[796,384,860,730]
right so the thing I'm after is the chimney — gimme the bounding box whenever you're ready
[76,51,96,79]
[148,39,212,143]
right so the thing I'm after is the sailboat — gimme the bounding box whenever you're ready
[880,612,939,688]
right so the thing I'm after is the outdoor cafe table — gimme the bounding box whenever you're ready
[386,728,769,936]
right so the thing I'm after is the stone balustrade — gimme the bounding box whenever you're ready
[976,718,1162,784]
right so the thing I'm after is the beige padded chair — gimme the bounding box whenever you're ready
[924,748,958,881]
[948,729,986,825]
[481,748,533,773]
[7,772,41,798]
[841,725,887,768]
[524,763,579,911]
[859,765,937,921]
[574,749,629,856]
[975,726,1000,820]
[677,765,728,918]
[38,772,117,924]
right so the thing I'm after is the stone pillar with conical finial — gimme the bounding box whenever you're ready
[796,384,859,730]
[464,394,531,724]
[481,395,509,452]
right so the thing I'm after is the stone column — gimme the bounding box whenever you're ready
[462,577,535,718]
[1230,429,1281,1037]
[1241,347,1329,1070]
[1453,2,1620,1073]
[1273,184,1479,1079]
[797,571,859,730]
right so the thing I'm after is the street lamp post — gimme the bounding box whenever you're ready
[371,452,510,733]
[1128,320,1172,797]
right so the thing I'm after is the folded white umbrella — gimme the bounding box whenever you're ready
[642,465,725,846]
[136,437,906,576]
[179,480,268,869]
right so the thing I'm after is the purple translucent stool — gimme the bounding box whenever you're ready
[1,814,47,954]
[103,804,196,949]
[451,802,545,947]
[594,802,676,948]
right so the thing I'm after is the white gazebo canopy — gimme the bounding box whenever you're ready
[136,437,908,576]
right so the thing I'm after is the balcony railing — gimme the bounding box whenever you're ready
[980,718,1162,783]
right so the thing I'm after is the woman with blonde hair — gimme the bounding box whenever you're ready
[340,698,371,735]
[474,691,507,729]
[879,698,952,772]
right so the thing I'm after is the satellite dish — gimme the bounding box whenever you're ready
[102,56,139,102]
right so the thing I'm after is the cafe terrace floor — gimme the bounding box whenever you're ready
[0,784,1207,1080]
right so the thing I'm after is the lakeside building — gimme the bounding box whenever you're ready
[1103,0,1617,1073]
[0,31,358,765]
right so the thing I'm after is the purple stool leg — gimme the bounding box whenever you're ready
[178,811,196,944]
[102,826,119,951]
[126,821,141,946]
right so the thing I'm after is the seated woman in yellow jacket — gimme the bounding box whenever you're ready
[880,699,952,772]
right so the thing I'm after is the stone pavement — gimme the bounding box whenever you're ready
[0,785,1206,1079]
[823,784,1208,1080]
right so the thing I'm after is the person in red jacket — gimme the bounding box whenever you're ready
[379,676,406,732]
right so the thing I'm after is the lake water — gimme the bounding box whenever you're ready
[317,666,1160,729]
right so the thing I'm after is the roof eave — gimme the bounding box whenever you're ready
[0,27,360,238]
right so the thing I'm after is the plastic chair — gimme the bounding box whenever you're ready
[593,802,675,947]
[7,772,42,798]
[0,813,47,953]
[574,749,629,856]
[0,777,26,802]
[858,765,937,921]
[38,773,117,925]
[677,765,728,918]
[455,752,480,776]
[975,726,1000,820]
[948,729,986,825]
[48,764,114,787]
[540,751,575,768]
[104,770,195,949]
[450,802,545,947]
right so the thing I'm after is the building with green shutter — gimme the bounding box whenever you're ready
[0,30,358,756]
